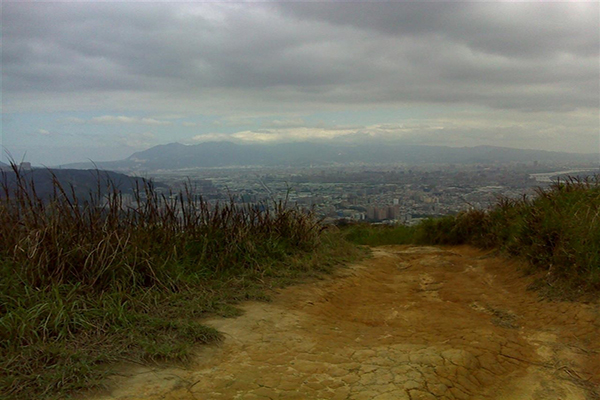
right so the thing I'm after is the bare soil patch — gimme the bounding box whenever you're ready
[89,246,600,400]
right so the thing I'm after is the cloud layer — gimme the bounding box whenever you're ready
[2,1,598,163]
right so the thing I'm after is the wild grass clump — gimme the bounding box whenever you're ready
[0,163,359,399]
[341,222,416,246]
[413,210,491,246]
[416,176,600,294]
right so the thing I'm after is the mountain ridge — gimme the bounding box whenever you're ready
[0,168,165,202]
[62,141,597,172]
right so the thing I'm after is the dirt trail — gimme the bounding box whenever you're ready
[91,246,600,400]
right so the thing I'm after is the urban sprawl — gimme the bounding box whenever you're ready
[152,162,597,225]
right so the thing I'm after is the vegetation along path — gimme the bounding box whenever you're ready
[90,246,600,400]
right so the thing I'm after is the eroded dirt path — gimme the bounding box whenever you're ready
[92,246,600,400]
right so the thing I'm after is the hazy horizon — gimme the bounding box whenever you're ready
[2,1,599,165]
[2,140,599,169]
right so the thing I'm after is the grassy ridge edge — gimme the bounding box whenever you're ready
[0,165,362,399]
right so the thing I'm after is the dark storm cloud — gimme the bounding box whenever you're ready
[276,2,599,59]
[3,1,368,113]
[2,2,599,113]
[3,3,201,92]
[275,2,599,111]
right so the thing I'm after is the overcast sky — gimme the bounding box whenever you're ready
[2,0,599,165]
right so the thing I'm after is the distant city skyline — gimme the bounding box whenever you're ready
[2,1,599,165]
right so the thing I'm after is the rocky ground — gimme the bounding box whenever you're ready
[88,246,600,400]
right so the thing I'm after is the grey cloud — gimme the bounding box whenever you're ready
[89,116,172,126]
[4,3,317,93]
[3,3,194,92]
[3,2,598,114]
[276,2,599,59]
[219,116,257,127]
[261,118,306,129]
[57,115,172,126]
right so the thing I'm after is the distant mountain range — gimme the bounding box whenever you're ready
[63,142,597,172]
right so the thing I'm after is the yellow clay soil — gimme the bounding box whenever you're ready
[89,246,600,400]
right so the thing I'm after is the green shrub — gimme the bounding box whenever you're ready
[414,215,460,245]
[342,223,415,246]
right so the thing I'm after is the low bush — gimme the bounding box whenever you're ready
[341,223,416,246]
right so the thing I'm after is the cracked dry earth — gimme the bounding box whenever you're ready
[90,246,600,400]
